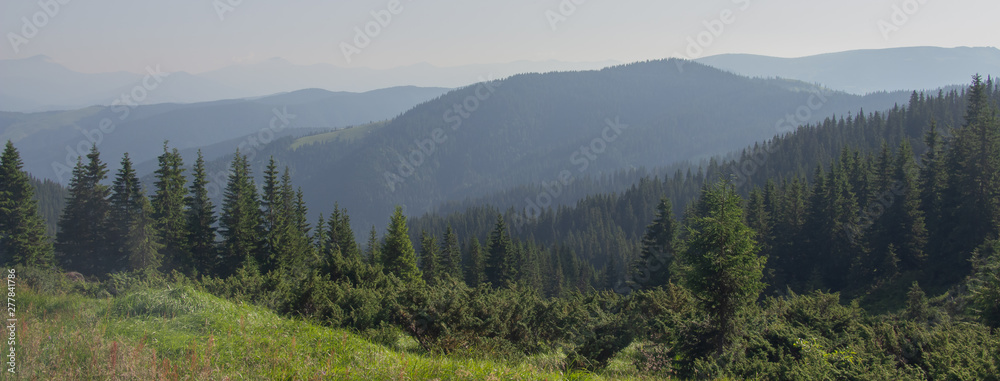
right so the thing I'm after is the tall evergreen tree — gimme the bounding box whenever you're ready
[486,214,517,286]
[885,140,928,271]
[185,150,218,276]
[323,203,361,274]
[0,141,54,268]
[365,225,381,266]
[465,237,486,287]
[419,230,439,283]
[260,157,283,271]
[633,197,679,289]
[124,192,164,272]
[381,206,420,282]
[943,75,1000,258]
[919,121,948,254]
[680,181,766,357]
[56,145,112,276]
[220,151,264,273]
[151,142,190,274]
[439,225,462,280]
[108,153,161,273]
[273,168,314,274]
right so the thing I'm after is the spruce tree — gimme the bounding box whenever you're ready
[465,237,486,287]
[486,214,516,286]
[381,206,420,282]
[886,141,928,271]
[220,151,264,273]
[56,145,112,276]
[109,153,161,273]
[439,225,462,280]
[124,192,164,273]
[633,197,679,289]
[0,141,54,268]
[151,142,189,274]
[186,150,218,276]
[261,157,283,271]
[365,225,381,266]
[419,230,439,283]
[680,181,765,356]
[943,75,1000,258]
[919,121,948,255]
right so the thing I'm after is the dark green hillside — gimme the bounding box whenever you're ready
[409,77,1000,304]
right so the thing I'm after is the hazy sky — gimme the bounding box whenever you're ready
[2,0,997,74]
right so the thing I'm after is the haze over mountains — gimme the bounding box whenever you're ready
[696,46,1000,94]
[4,46,995,113]
[0,56,615,112]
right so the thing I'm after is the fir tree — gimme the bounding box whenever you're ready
[365,225,381,266]
[220,151,264,273]
[261,157,283,271]
[419,230,439,283]
[439,225,462,280]
[56,145,112,276]
[680,181,766,357]
[186,150,218,276]
[943,75,1000,257]
[381,206,420,282]
[465,237,486,287]
[633,197,679,289]
[151,142,189,274]
[486,214,517,287]
[109,153,161,273]
[0,141,54,268]
[886,140,928,271]
[124,192,164,273]
[919,121,948,254]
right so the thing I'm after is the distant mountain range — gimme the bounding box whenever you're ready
[0,56,616,112]
[0,86,451,182]
[3,47,995,113]
[696,46,1000,94]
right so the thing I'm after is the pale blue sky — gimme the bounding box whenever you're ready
[2,0,997,74]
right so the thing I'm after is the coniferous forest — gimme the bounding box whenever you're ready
[2,75,998,379]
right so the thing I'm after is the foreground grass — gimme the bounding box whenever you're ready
[4,287,658,380]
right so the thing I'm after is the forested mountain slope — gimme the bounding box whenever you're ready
[240,59,913,231]
[408,77,1000,305]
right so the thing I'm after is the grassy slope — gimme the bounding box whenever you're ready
[6,287,652,380]
[290,121,388,150]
